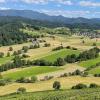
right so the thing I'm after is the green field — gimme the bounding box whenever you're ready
[0,88,100,100]
[89,67,100,74]
[3,66,61,80]
[0,56,13,65]
[42,49,80,62]
[22,29,45,36]
[79,56,100,68]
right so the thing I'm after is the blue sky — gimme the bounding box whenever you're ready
[0,0,100,18]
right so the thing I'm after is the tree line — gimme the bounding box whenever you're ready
[0,47,99,72]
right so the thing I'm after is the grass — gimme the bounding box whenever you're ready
[79,56,100,68]
[41,49,80,62]
[3,66,61,80]
[0,56,13,65]
[0,76,99,96]
[89,67,100,74]
[0,88,100,100]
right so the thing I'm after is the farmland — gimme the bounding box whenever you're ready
[2,66,61,80]
[0,88,100,100]
[79,56,100,68]
[41,49,80,62]
[0,76,99,96]
[0,24,100,98]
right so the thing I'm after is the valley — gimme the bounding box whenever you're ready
[0,16,100,100]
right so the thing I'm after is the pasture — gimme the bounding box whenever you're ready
[0,56,13,65]
[78,56,100,68]
[2,66,61,80]
[41,49,80,62]
[0,88,100,100]
[0,76,99,96]
[89,67,100,74]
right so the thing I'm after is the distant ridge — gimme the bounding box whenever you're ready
[0,9,100,25]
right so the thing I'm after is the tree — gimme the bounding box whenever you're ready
[17,87,26,94]
[72,83,87,89]
[7,52,10,57]
[31,76,37,83]
[89,83,99,88]
[22,46,29,53]
[53,81,61,90]
[0,52,4,58]
[54,58,65,66]
[9,47,13,51]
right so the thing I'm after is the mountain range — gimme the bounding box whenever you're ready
[0,9,100,25]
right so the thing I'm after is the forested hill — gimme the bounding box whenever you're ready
[0,10,100,29]
[0,16,63,46]
[0,16,100,46]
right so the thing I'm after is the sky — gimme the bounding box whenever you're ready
[0,0,100,18]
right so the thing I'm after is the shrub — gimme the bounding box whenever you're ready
[66,46,71,49]
[7,52,10,57]
[22,46,29,53]
[17,87,26,94]
[29,45,34,49]
[54,58,65,66]
[52,46,63,51]
[0,52,4,58]
[89,83,99,88]
[72,83,87,89]
[16,77,26,83]
[9,47,13,51]
[72,70,82,75]
[53,81,61,90]
[31,76,37,83]
[0,79,6,86]
[22,54,30,58]
[44,43,51,47]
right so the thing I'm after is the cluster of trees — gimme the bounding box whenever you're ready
[0,21,32,46]
[53,82,99,90]
[16,76,37,83]
[72,83,99,89]
[0,78,12,86]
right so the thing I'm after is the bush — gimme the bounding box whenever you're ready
[54,58,65,66]
[52,46,63,51]
[53,81,61,90]
[72,83,87,89]
[0,79,6,86]
[44,43,51,47]
[16,77,26,83]
[0,52,4,58]
[89,83,99,88]
[17,87,26,94]
[7,52,10,57]
[72,70,82,76]
[9,47,13,51]
[22,54,30,58]
[31,76,37,83]
[22,46,29,53]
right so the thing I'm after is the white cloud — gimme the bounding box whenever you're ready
[21,0,73,5]
[79,1,100,7]
[21,0,48,4]
[0,0,5,3]
[0,7,10,9]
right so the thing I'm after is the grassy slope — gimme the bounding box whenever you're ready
[41,49,80,62]
[3,66,61,80]
[0,56,13,65]
[0,88,100,100]
[79,56,100,68]
[89,67,100,74]
[0,76,99,96]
